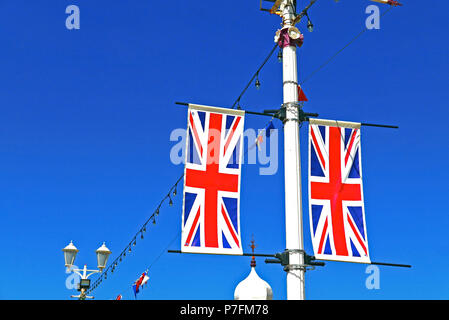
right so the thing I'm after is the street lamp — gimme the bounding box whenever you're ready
[62,241,78,270]
[96,242,112,271]
[62,241,111,300]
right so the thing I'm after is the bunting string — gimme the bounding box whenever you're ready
[85,174,184,295]
[110,232,180,300]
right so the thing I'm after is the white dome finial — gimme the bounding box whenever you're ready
[234,238,273,300]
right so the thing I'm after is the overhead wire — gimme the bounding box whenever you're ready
[231,44,279,110]
[300,5,394,86]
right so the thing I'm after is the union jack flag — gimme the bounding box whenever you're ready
[308,120,371,263]
[181,104,244,255]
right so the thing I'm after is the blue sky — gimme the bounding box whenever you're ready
[0,1,448,300]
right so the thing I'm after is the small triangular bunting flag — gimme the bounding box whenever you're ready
[297,85,308,102]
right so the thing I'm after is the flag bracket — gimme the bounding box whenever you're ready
[174,101,318,122]
[264,249,325,272]
[264,103,319,123]
[175,103,398,129]
[167,249,324,272]
[167,250,410,267]
[167,249,276,258]
[265,251,411,269]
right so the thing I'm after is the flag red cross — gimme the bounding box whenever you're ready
[311,127,362,256]
[185,113,239,248]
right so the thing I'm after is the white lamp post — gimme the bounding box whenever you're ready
[62,241,111,300]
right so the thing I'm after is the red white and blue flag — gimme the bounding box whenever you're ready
[132,271,149,298]
[308,119,370,263]
[181,104,244,255]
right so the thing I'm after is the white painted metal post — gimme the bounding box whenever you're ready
[280,0,306,300]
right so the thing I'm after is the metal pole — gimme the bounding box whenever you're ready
[280,0,306,300]
[80,265,88,300]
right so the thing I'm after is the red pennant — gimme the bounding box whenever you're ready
[297,85,308,102]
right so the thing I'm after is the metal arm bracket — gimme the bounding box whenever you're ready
[264,103,319,123]
[264,249,325,271]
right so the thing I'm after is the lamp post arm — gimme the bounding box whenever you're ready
[71,269,84,278]
[70,267,101,279]
[84,270,101,279]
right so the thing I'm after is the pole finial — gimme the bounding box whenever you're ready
[250,235,257,268]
